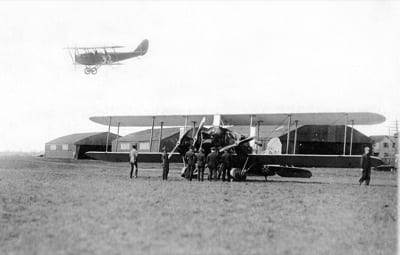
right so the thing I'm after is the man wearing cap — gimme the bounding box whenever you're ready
[359,146,372,185]
[196,148,206,181]
[185,147,196,181]
[206,147,219,181]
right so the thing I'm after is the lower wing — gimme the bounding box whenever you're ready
[242,154,383,168]
[85,151,182,163]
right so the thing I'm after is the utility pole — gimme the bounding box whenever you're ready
[396,120,399,169]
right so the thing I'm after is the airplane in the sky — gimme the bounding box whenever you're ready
[65,39,149,74]
[86,112,386,181]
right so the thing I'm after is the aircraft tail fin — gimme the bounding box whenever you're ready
[133,39,149,56]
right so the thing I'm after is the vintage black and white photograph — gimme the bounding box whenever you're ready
[0,1,398,254]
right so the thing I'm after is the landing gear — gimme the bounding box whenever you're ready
[230,168,247,182]
[84,66,98,75]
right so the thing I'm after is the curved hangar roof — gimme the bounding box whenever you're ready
[46,132,118,145]
[89,112,385,127]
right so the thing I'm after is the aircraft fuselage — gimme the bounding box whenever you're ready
[75,52,139,66]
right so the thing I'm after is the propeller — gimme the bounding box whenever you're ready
[192,117,206,147]
[168,128,191,159]
[219,136,255,153]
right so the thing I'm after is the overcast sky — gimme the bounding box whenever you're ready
[0,1,399,151]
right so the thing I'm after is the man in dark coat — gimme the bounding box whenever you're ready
[221,149,233,182]
[206,147,219,181]
[161,147,169,180]
[185,147,196,181]
[129,145,139,179]
[359,146,372,185]
[196,148,206,181]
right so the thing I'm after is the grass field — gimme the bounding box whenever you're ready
[0,156,397,255]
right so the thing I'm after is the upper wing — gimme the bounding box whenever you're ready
[89,112,385,127]
[64,46,124,50]
[90,115,215,127]
[220,112,385,126]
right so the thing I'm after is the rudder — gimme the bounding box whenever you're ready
[133,39,149,56]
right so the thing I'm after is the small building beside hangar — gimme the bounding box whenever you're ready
[370,135,396,158]
[112,128,181,152]
[45,132,119,159]
[370,135,397,165]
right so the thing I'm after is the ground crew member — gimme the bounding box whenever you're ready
[161,147,169,180]
[129,145,138,179]
[359,146,371,185]
[221,149,233,182]
[196,148,206,181]
[206,147,218,181]
[185,147,196,181]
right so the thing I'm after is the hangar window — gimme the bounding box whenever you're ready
[384,153,389,157]
[50,144,57,150]
[62,144,69,150]
[120,143,130,150]
[139,142,150,150]
[383,142,389,148]
[393,143,396,148]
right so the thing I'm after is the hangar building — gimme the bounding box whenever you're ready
[112,128,181,152]
[279,125,373,155]
[45,132,119,159]
[114,125,372,155]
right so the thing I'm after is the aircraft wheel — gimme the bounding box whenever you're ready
[84,68,91,75]
[91,68,97,75]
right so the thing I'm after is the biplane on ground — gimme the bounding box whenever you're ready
[86,112,386,181]
[65,39,149,74]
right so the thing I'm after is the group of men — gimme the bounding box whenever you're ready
[130,144,233,182]
[130,144,374,185]
[183,147,233,182]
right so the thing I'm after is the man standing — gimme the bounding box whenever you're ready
[359,146,371,185]
[161,147,169,181]
[206,147,218,181]
[196,148,206,181]
[221,149,233,182]
[129,145,139,179]
[185,147,196,181]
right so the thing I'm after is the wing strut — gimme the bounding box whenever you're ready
[158,121,164,152]
[343,114,348,155]
[149,117,155,152]
[293,120,298,154]
[115,122,120,152]
[106,117,111,152]
[349,120,354,155]
[286,115,292,154]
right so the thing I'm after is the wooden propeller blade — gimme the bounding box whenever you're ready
[168,129,192,159]
[219,136,255,152]
[192,117,206,146]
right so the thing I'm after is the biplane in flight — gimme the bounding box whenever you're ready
[65,39,149,74]
[86,112,385,181]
